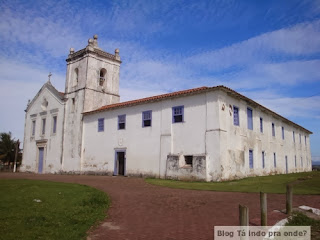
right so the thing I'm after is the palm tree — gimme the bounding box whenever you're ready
[0,132,20,170]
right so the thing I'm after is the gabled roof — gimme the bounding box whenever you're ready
[25,81,65,112]
[83,85,312,134]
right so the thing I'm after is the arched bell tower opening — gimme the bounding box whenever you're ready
[62,35,121,172]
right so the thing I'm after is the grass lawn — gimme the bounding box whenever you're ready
[0,179,109,240]
[146,172,320,194]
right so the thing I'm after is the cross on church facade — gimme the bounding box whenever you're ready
[48,72,52,81]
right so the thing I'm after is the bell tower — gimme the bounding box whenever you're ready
[62,35,121,172]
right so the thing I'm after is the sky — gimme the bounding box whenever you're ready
[0,0,319,162]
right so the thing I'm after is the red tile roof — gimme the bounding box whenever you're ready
[83,85,312,134]
[84,86,210,114]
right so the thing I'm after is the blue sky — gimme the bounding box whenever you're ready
[0,0,319,162]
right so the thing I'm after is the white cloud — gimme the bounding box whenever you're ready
[186,20,320,70]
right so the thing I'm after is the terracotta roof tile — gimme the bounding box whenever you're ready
[84,86,210,114]
[83,85,312,134]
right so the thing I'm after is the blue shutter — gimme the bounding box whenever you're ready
[233,106,239,126]
[260,118,263,133]
[98,118,104,132]
[249,150,253,169]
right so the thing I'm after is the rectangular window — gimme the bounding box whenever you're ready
[142,110,152,127]
[52,116,57,134]
[184,155,193,166]
[293,131,295,143]
[32,120,36,136]
[281,126,284,139]
[301,157,303,167]
[299,134,301,144]
[272,123,275,137]
[249,149,253,169]
[172,106,184,123]
[42,118,46,135]
[118,115,126,130]
[247,108,253,130]
[262,151,265,169]
[98,118,104,132]
[274,153,276,168]
[260,117,263,133]
[295,155,297,168]
[233,106,239,126]
[305,136,307,145]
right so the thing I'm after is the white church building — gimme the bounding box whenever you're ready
[21,35,312,181]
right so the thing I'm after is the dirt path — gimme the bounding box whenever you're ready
[1,173,319,240]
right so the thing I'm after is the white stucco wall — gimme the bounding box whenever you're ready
[21,87,65,173]
[82,93,220,180]
[218,91,312,180]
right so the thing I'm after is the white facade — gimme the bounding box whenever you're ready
[21,35,312,181]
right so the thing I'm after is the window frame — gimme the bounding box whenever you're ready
[118,114,126,130]
[172,106,184,123]
[98,118,104,132]
[247,107,253,130]
[233,106,239,126]
[249,149,254,169]
[142,110,152,127]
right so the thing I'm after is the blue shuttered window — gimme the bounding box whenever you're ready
[249,150,253,169]
[118,115,126,130]
[260,117,263,133]
[247,108,253,130]
[142,110,152,127]
[98,118,104,132]
[172,106,184,123]
[233,106,239,126]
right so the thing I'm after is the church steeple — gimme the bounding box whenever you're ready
[62,35,121,172]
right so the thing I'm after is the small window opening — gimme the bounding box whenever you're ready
[71,98,75,112]
[74,68,79,86]
[99,68,106,86]
[184,155,193,166]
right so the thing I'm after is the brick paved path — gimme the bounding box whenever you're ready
[1,173,319,240]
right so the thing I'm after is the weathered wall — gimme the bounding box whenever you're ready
[21,87,64,173]
[82,93,218,180]
[62,45,120,172]
[217,91,312,180]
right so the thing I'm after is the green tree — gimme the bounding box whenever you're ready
[0,132,21,169]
